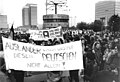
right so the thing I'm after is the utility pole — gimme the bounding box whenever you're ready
[105,10,108,26]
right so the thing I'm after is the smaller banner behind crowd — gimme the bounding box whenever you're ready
[2,37,83,71]
[28,26,62,40]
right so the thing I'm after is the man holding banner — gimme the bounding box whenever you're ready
[69,69,79,82]
[7,24,25,82]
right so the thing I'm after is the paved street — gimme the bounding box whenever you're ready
[24,73,83,82]
[0,71,83,82]
[24,71,70,82]
[24,73,47,82]
[0,70,118,82]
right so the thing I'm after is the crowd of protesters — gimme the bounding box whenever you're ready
[0,29,120,82]
[80,30,120,82]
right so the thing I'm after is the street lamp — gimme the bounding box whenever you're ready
[111,20,114,32]
[105,10,108,26]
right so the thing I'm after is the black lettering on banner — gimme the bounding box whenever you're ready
[59,53,64,60]
[62,62,65,69]
[44,64,60,68]
[42,53,46,60]
[68,52,76,60]
[14,53,21,58]
[4,41,42,55]
[12,43,19,50]
[54,53,64,61]
[63,52,67,60]
[5,42,20,51]
[54,53,59,60]
[42,53,52,61]
[14,53,33,58]
[43,31,49,38]
[22,46,41,54]
[5,42,10,49]
[22,46,28,52]
[42,52,77,61]
[27,63,41,68]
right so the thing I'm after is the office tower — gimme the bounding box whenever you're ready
[0,15,7,28]
[95,0,120,26]
[22,4,37,26]
[22,6,29,26]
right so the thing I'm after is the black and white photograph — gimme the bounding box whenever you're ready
[0,0,120,82]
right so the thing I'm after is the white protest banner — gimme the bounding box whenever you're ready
[2,37,83,71]
[29,26,62,40]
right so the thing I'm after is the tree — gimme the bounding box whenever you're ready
[89,22,94,30]
[76,22,89,30]
[108,14,120,32]
[89,20,103,32]
[93,20,103,32]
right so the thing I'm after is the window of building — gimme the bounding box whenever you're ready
[43,19,69,23]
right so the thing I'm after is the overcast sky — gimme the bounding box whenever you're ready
[0,0,107,27]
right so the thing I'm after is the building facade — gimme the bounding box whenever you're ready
[95,0,120,26]
[22,6,29,26]
[22,4,37,26]
[43,14,69,29]
[0,15,7,28]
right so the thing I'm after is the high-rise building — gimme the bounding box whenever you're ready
[22,4,37,26]
[22,6,29,26]
[95,0,120,26]
[0,15,7,28]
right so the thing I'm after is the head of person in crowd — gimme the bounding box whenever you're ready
[53,40,61,45]
[40,40,47,46]
[73,34,80,41]
[114,38,119,43]
[47,39,53,46]
[108,42,115,49]
[59,38,64,44]
[29,39,35,44]
[81,38,86,44]
[64,39,70,43]
[53,38,57,44]
[15,37,20,41]
[95,42,101,49]
[90,36,95,42]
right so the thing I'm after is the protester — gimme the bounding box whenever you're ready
[9,38,26,82]
[1,27,120,82]
[69,69,79,82]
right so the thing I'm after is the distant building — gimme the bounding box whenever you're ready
[22,6,29,26]
[43,14,69,29]
[95,0,120,26]
[0,15,8,28]
[22,4,37,26]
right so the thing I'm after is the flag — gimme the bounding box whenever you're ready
[8,24,14,40]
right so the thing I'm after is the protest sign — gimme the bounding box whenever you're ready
[29,26,62,40]
[2,37,83,71]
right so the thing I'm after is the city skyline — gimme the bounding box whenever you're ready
[0,0,108,28]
